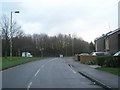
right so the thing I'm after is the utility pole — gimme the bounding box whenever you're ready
[72,34,74,56]
[10,11,20,59]
[10,12,13,58]
[72,38,74,56]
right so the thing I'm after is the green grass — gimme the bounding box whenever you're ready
[0,57,44,70]
[96,67,120,76]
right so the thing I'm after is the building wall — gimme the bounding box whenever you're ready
[95,29,120,54]
[95,37,105,52]
[105,37,109,51]
[107,33,118,54]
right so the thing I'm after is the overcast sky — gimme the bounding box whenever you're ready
[0,0,119,42]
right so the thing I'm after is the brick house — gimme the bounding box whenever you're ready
[94,28,120,54]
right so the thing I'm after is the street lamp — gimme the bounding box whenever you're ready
[10,11,20,59]
[72,35,74,56]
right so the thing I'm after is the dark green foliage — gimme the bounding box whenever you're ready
[96,56,106,66]
[96,56,119,67]
[82,60,96,65]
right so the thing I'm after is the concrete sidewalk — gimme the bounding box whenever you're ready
[65,58,120,90]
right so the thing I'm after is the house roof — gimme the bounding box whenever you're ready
[95,28,120,41]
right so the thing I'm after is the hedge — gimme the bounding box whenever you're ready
[96,56,120,67]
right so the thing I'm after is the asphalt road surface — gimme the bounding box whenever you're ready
[2,57,103,89]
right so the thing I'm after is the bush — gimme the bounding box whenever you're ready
[82,60,96,65]
[96,56,119,67]
[96,56,106,67]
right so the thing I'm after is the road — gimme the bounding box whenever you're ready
[2,57,103,88]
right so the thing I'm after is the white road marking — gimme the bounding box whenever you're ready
[27,58,57,89]
[43,58,56,66]
[27,82,32,90]
[67,65,76,74]
[34,68,41,77]
[34,58,57,77]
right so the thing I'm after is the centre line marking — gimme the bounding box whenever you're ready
[34,58,57,77]
[27,82,32,90]
[34,69,41,77]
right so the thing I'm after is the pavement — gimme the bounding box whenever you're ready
[65,57,120,90]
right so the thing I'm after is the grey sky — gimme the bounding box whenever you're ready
[1,0,119,42]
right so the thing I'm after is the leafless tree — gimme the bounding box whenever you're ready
[0,15,10,57]
[0,15,24,57]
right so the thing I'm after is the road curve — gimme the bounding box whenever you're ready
[2,57,102,88]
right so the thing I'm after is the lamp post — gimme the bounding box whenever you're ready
[72,34,74,56]
[10,11,20,59]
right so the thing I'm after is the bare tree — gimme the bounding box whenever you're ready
[0,15,10,57]
[12,21,24,38]
[0,15,24,57]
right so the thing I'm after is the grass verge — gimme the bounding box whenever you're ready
[96,67,120,76]
[0,57,44,70]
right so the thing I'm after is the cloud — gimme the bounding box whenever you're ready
[1,0,119,42]
[21,22,43,34]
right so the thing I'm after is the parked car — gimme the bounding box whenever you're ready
[91,52,110,56]
[113,51,120,56]
[75,53,90,61]
[79,53,89,56]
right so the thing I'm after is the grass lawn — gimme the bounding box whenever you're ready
[96,67,120,76]
[0,57,44,70]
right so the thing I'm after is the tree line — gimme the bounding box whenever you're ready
[0,15,95,57]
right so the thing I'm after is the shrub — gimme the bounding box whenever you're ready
[96,56,106,67]
[96,56,119,67]
[82,60,96,65]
